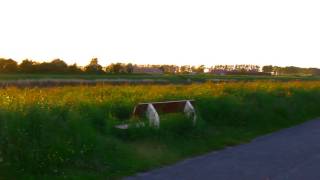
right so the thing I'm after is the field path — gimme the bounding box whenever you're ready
[125,118,320,180]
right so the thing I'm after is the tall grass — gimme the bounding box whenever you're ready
[1,81,320,178]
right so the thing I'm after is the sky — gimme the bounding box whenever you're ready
[0,0,320,67]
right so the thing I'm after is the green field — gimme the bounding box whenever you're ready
[0,73,320,82]
[1,81,320,179]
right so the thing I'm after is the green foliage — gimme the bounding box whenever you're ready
[2,56,320,76]
[19,59,37,73]
[262,65,273,73]
[67,63,83,74]
[84,58,104,74]
[0,58,18,73]
[0,81,320,178]
[106,63,126,73]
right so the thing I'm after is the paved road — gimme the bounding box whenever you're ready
[126,118,320,180]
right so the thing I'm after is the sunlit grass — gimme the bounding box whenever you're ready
[1,81,320,179]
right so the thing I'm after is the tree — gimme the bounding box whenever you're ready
[160,65,179,74]
[309,68,320,76]
[36,62,51,73]
[262,65,273,73]
[68,63,83,73]
[190,65,205,73]
[50,59,68,73]
[126,63,134,73]
[180,65,191,74]
[191,66,197,73]
[0,58,18,73]
[196,65,205,73]
[85,58,104,74]
[19,59,36,73]
[106,63,125,73]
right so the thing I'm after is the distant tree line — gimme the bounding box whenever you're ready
[208,64,273,75]
[1,57,320,75]
[262,65,320,75]
[210,64,320,76]
[210,64,261,73]
[0,58,134,74]
[0,58,208,74]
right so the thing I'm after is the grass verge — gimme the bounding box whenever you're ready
[0,81,320,179]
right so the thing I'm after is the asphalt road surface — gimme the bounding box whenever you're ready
[126,118,320,180]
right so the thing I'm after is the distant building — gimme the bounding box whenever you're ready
[132,67,163,74]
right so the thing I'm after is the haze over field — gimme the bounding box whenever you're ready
[0,0,320,67]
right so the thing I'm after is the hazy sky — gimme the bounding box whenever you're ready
[1,0,320,67]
